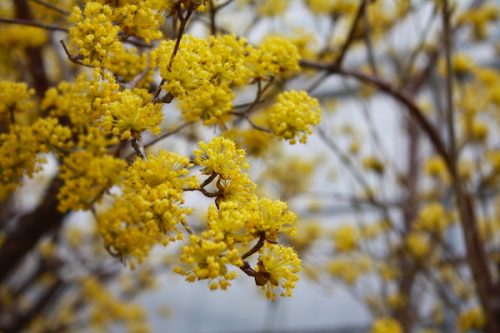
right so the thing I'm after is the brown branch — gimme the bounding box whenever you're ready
[153,7,193,100]
[242,232,266,260]
[143,122,194,148]
[0,16,68,32]
[130,135,146,160]
[335,0,368,67]
[59,40,92,67]
[0,178,65,283]
[12,0,52,98]
[301,59,451,171]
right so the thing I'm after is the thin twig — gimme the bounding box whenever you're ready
[59,40,93,67]
[0,17,67,32]
[335,0,368,67]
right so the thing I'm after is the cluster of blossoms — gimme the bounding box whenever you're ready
[174,137,301,299]
[0,118,72,201]
[266,90,321,144]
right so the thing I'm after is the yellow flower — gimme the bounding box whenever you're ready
[194,137,249,180]
[255,244,301,300]
[179,84,234,125]
[405,232,430,260]
[207,196,296,245]
[58,151,127,212]
[327,255,371,285]
[113,0,165,43]
[456,307,485,332]
[68,2,121,66]
[155,36,212,97]
[42,71,121,130]
[174,231,242,290]
[0,118,72,200]
[257,0,290,16]
[415,203,450,234]
[102,88,163,140]
[370,318,402,333]
[332,224,358,252]
[0,81,35,123]
[0,26,47,49]
[362,156,385,174]
[267,90,321,144]
[424,156,449,183]
[249,36,301,79]
[98,151,196,263]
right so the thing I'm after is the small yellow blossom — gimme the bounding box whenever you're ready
[179,84,234,125]
[98,151,196,262]
[113,0,165,43]
[415,203,450,234]
[102,88,162,140]
[0,81,35,122]
[255,244,301,300]
[0,26,47,49]
[58,151,127,212]
[362,156,385,174]
[370,318,402,333]
[194,137,249,180]
[456,307,485,332]
[267,90,321,144]
[257,0,290,16]
[332,224,358,252]
[174,230,242,289]
[68,2,121,66]
[249,36,301,79]
[405,232,430,260]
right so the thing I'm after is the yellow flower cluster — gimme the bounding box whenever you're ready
[405,232,430,260]
[362,156,385,174]
[31,118,74,154]
[0,26,47,49]
[194,136,249,180]
[414,203,450,234]
[98,151,196,263]
[207,197,297,245]
[43,71,121,129]
[0,81,35,124]
[113,0,165,43]
[174,231,243,290]
[102,88,163,140]
[458,5,499,40]
[250,36,301,79]
[0,126,40,200]
[104,46,149,83]
[255,244,301,301]
[68,2,121,66]
[332,224,358,252]
[0,118,72,200]
[370,318,402,333]
[305,0,356,16]
[154,34,300,124]
[178,84,234,125]
[257,0,290,16]
[424,156,449,183]
[456,307,485,332]
[58,151,127,212]
[174,136,301,298]
[327,255,371,285]
[82,277,149,333]
[267,90,321,144]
